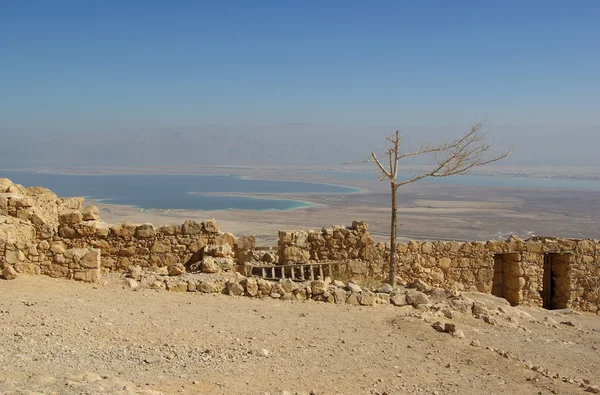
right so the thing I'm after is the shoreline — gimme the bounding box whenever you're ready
[5,164,600,181]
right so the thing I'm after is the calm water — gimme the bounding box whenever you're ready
[0,171,358,211]
[313,171,600,191]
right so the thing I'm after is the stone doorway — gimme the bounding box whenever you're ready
[542,253,572,310]
[492,253,520,305]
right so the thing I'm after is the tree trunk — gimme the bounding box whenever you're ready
[389,183,397,286]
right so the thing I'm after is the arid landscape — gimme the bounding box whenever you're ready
[3,2,600,394]
[1,275,600,395]
[77,165,600,244]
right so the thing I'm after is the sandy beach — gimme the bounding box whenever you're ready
[65,165,600,245]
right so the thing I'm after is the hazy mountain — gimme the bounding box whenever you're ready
[1,124,598,168]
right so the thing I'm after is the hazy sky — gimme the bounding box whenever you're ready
[1,1,599,131]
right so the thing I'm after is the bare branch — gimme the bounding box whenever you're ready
[371,152,392,180]
[351,115,511,287]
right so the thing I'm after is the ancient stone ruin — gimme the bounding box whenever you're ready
[1,177,598,313]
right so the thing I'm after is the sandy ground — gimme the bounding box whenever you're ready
[1,275,599,395]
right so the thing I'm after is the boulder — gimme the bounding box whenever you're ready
[214,257,235,271]
[281,246,310,264]
[111,222,137,238]
[227,281,244,296]
[197,281,215,293]
[405,290,430,306]
[182,220,202,235]
[201,257,221,273]
[242,278,259,296]
[376,283,394,294]
[151,240,171,253]
[205,244,234,258]
[2,264,17,280]
[80,250,101,269]
[359,292,377,306]
[346,293,360,305]
[81,205,100,221]
[311,279,327,295]
[334,288,348,304]
[348,282,363,293]
[202,219,219,233]
[135,224,156,238]
[280,278,296,293]
[167,263,186,276]
[391,293,408,307]
[59,211,83,225]
[257,278,272,295]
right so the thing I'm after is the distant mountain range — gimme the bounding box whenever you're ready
[1,123,599,168]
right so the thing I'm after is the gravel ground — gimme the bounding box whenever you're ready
[1,275,599,395]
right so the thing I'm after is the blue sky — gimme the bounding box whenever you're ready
[1,0,599,130]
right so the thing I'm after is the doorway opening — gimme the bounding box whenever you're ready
[542,253,572,310]
[492,253,520,305]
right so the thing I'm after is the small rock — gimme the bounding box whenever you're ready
[359,292,376,306]
[390,293,408,307]
[124,278,139,290]
[470,340,481,347]
[442,308,454,319]
[406,290,430,306]
[198,281,215,293]
[444,322,457,333]
[311,280,327,295]
[586,386,600,394]
[167,263,185,276]
[348,282,363,293]
[227,281,244,296]
[432,321,445,332]
[2,265,18,280]
[376,283,394,294]
[560,321,576,327]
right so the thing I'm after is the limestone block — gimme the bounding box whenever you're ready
[235,235,256,252]
[205,244,234,258]
[359,292,376,306]
[58,224,77,238]
[242,278,258,296]
[5,249,25,264]
[201,256,221,273]
[158,225,179,235]
[257,278,272,295]
[82,205,101,221]
[167,262,185,276]
[202,218,219,234]
[189,237,209,253]
[80,250,101,269]
[59,211,83,225]
[197,281,215,293]
[182,220,202,235]
[281,246,310,264]
[351,221,368,233]
[2,264,18,280]
[73,270,99,283]
[110,222,137,238]
[135,224,156,238]
[151,240,171,253]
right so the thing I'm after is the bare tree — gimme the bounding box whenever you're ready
[354,118,512,286]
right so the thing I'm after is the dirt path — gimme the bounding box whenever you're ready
[1,275,599,394]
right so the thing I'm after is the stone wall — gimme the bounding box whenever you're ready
[2,177,599,313]
[278,226,600,313]
[1,178,254,282]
